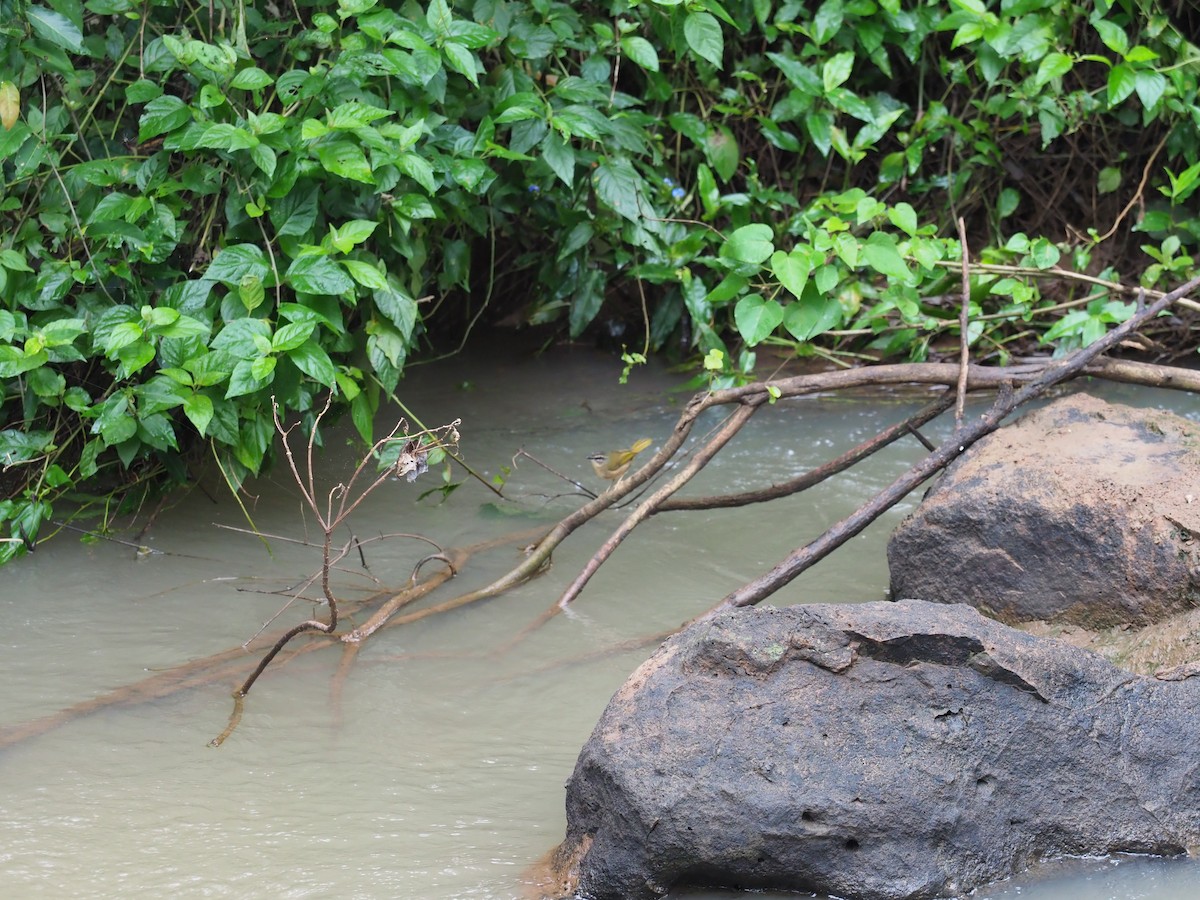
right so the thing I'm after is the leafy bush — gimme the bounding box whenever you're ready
[1,0,1197,561]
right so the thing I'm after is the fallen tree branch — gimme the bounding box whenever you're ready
[708,274,1200,615]
[556,399,764,609]
[656,390,956,513]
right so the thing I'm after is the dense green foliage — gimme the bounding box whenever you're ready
[1,0,1197,560]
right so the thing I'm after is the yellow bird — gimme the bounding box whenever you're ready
[588,438,652,482]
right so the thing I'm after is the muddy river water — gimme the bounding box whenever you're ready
[2,346,1198,899]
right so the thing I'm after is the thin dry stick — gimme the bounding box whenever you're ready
[557,399,764,610]
[710,273,1200,615]
[656,392,955,513]
[955,215,971,428]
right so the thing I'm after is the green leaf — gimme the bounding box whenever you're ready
[770,248,814,300]
[541,131,575,186]
[783,292,842,342]
[397,153,437,193]
[1134,69,1166,112]
[138,95,191,143]
[734,295,783,346]
[373,280,418,339]
[722,224,775,265]
[225,359,273,398]
[442,42,479,86]
[1027,237,1060,269]
[314,141,375,184]
[183,393,214,436]
[230,67,274,90]
[705,126,739,183]
[822,52,854,92]
[683,12,724,69]
[621,36,659,72]
[285,255,354,295]
[1035,51,1073,86]
[212,318,272,359]
[1107,63,1136,106]
[862,232,909,279]
[887,202,919,237]
[288,340,339,386]
[327,101,392,129]
[329,219,378,253]
[343,259,389,289]
[206,244,269,286]
[26,6,83,52]
[593,161,641,222]
[271,321,315,352]
[1093,19,1128,57]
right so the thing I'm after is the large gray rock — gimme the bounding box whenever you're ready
[550,600,1200,900]
[888,393,1200,627]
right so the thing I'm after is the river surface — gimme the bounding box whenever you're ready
[2,346,1199,899]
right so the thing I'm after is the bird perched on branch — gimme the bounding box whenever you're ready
[588,438,652,482]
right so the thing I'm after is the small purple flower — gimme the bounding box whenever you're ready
[662,176,674,187]
[671,186,685,200]
[528,184,540,193]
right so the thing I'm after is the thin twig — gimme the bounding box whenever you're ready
[955,215,970,428]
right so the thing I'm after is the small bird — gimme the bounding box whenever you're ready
[588,438,652,482]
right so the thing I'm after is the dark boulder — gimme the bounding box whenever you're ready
[888,393,1200,627]
[551,600,1200,900]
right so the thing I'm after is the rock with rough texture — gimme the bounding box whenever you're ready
[888,392,1200,627]
[550,600,1200,900]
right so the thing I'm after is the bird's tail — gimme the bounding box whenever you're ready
[630,437,652,454]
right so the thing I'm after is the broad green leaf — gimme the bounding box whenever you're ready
[734,295,783,346]
[315,141,375,184]
[212,318,272,358]
[206,244,269,286]
[271,321,315,352]
[442,42,479,86]
[230,67,274,90]
[26,6,83,53]
[770,248,815,300]
[397,152,437,193]
[1027,237,1060,269]
[783,291,842,342]
[1099,170,1123,198]
[705,126,739,182]
[541,131,575,186]
[373,281,418,339]
[862,232,909,279]
[226,358,273,398]
[138,95,191,142]
[289,340,338,386]
[722,224,774,265]
[822,52,854,92]
[183,393,214,435]
[285,255,354,295]
[1035,51,1073,87]
[327,101,392,129]
[705,272,748,305]
[343,259,389,289]
[887,202,919,237]
[330,219,378,253]
[621,36,659,72]
[1107,64,1136,105]
[593,161,641,222]
[1134,69,1166,112]
[684,12,723,69]
[1093,19,1128,56]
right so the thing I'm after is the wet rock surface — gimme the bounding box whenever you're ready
[888,392,1200,628]
[551,600,1200,900]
